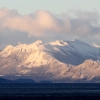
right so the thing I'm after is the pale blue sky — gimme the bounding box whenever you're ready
[0,0,100,14]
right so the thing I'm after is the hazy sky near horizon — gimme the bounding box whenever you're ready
[0,0,100,14]
[0,0,100,45]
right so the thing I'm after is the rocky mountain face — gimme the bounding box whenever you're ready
[0,39,100,83]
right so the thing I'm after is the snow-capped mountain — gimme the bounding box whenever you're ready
[0,39,100,82]
[49,39,100,65]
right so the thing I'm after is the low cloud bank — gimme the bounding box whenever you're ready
[1,8,100,45]
[0,8,100,37]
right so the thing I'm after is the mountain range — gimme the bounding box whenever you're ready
[0,39,100,83]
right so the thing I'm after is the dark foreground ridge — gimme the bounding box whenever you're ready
[0,77,13,83]
[0,77,53,83]
[0,83,100,100]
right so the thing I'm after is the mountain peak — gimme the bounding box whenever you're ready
[93,43,100,48]
[17,42,23,45]
[71,39,79,42]
[70,39,87,44]
[50,40,68,46]
[33,40,43,45]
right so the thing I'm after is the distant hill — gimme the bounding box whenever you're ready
[0,77,13,83]
[40,80,53,83]
[14,79,36,83]
[0,78,54,83]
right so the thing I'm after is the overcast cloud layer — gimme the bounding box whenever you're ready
[0,8,100,45]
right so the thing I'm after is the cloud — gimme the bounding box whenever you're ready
[0,8,71,37]
[1,8,100,45]
[69,10,100,36]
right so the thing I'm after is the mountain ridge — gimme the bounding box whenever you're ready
[1,39,100,82]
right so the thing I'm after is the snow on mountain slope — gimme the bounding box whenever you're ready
[71,60,100,82]
[1,40,100,82]
[0,40,69,76]
[48,39,100,65]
